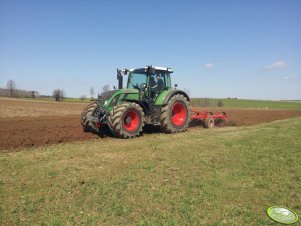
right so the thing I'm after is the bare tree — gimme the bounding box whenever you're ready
[101,84,110,93]
[7,79,16,97]
[52,89,64,101]
[30,91,36,98]
[90,87,95,98]
[53,89,60,101]
[61,89,65,101]
[80,95,86,101]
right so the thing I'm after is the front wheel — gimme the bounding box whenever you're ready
[108,102,145,138]
[81,101,99,133]
[160,94,190,133]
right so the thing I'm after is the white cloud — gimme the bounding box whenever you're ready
[204,63,214,68]
[265,60,289,70]
[283,74,295,80]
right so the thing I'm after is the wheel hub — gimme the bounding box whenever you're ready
[171,101,187,126]
[125,116,132,124]
[123,110,139,131]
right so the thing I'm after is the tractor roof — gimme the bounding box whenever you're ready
[129,66,173,73]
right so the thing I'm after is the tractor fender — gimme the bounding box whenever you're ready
[128,100,148,114]
[160,89,190,105]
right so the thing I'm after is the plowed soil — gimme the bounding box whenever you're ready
[0,115,99,151]
[1,109,301,151]
[212,109,301,126]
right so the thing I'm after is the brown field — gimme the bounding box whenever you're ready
[1,98,301,151]
[0,97,84,117]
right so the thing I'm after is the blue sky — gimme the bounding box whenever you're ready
[0,0,300,99]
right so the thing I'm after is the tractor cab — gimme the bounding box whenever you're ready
[118,66,173,100]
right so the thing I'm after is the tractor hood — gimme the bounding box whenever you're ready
[99,90,118,100]
[99,88,138,101]
[98,88,139,110]
[97,90,118,107]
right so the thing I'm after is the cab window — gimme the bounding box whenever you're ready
[127,72,147,89]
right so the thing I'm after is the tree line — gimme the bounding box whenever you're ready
[1,79,111,101]
[0,80,39,98]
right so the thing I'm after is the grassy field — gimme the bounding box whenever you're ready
[191,98,301,110]
[1,118,300,225]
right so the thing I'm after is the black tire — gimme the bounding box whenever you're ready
[216,118,226,127]
[81,101,99,133]
[81,101,97,121]
[204,117,215,128]
[160,94,190,133]
[83,101,97,111]
[108,102,144,138]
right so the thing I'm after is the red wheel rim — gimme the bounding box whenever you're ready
[123,110,139,131]
[171,101,187,126]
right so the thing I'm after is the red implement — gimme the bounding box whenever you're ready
[190,109,227,128]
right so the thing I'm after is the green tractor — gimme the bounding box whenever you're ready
[81,66,190,138]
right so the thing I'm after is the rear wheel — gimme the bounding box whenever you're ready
[160,94,190,133]
[108,102,144,138]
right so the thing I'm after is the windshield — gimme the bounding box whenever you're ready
[127,72,147,89]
